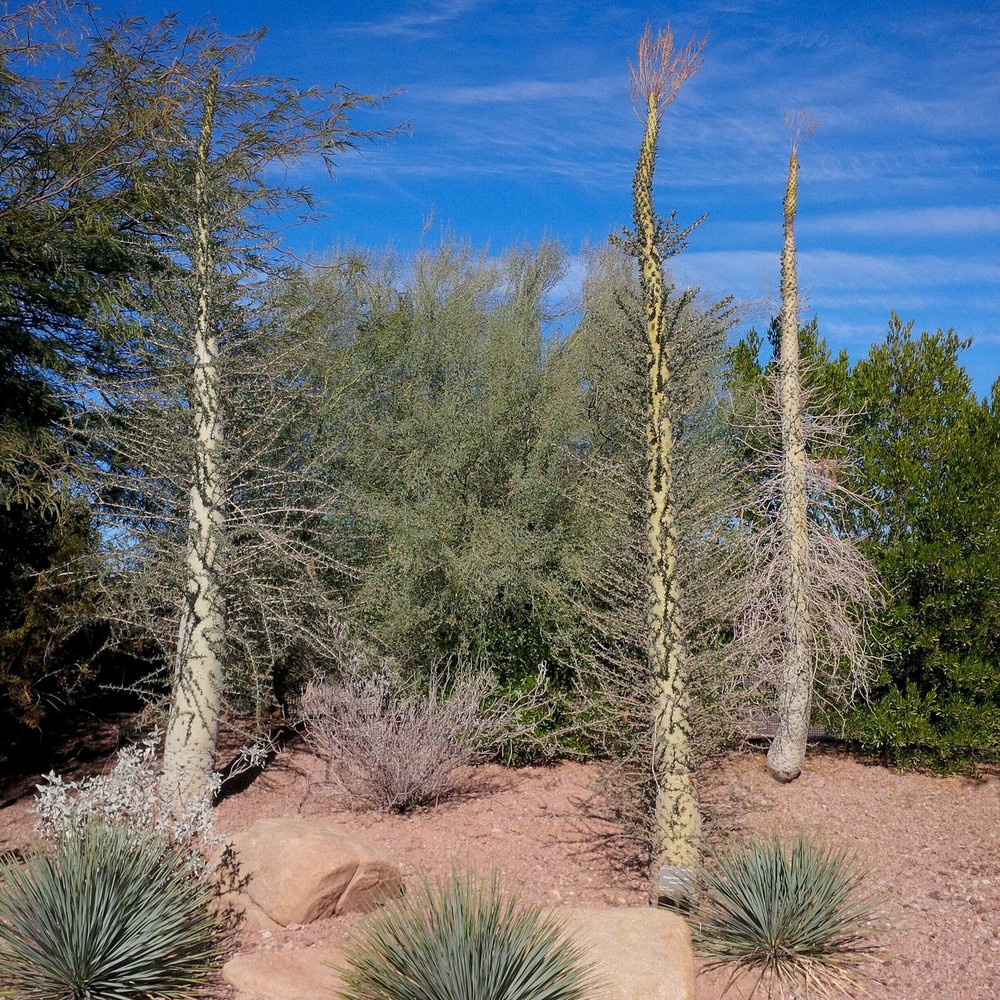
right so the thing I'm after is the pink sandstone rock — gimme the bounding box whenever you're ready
[223,904,694,1000]
[229,817,401,927]
[560,906,694,1000]
[223,946,346,1000]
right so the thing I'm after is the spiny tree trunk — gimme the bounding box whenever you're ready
[628,24,705,876]
[161,73,226,810]
[637,89,698,871]
[767,135,812,783]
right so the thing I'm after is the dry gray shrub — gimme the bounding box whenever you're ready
[299,664,532,811]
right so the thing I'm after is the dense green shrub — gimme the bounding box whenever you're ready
[0,822,224,999]
[688,835,880,998]
[336,871,598,1000]
[842,317,1000,770]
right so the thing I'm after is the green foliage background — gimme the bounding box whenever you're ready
[0,4,996,776]
[728,315,1000,769]
[842,316,1000,769]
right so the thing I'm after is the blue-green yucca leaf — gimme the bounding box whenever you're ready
[0,821,225,1000]
[336,871,599,1000]
[689,834,882,999]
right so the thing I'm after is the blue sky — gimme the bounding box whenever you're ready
[141,0,998,395]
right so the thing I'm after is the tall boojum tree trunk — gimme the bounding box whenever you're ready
[161,72,227,810]
[767,134,813,783]
[627,25,705,878]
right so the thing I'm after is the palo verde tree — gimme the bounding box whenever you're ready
[616,23,710,879]
[72,14,402,809]
[306,237,583,691]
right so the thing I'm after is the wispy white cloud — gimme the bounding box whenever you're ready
[800,250,1000,289]
[339,0,484,39]
[671,250,775,292]
[806,206,1000,238]
[664,249,1000,323]
[423,76,618,105]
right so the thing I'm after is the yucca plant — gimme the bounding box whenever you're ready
[336,871,599,1000]
[688,834,881,998]
[0,821,225,999]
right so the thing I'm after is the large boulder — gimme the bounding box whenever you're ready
[229,817,401,927]
[224,906,693,1000]
[224,947,346,1000]
[562,907,693,1000]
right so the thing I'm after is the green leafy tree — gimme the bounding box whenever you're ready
[731,313,1000,769]
[843,315,1000,768]
[0,2,180,734]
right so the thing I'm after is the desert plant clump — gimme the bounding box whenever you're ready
[0,821,225,1000]
[336,871,599,1000]
[33,728,226,877]
[299,660,535,812]
[688,834,881,998]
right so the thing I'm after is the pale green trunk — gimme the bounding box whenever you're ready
[162,74,226,811]
[767,149,812,783]
[636,92,701,871]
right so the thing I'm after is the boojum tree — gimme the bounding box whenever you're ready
[70,15,403,811]
[160,70,227,813]
[732,117,879,783]
[767,118,814,782]
[562,244,738,877]
[155,61,397,809]
[623,23,707,877]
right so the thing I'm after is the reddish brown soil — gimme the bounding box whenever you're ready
[2,744,998,999]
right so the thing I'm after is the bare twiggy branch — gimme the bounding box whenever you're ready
[730,364,884,744]
[785,109,820,155]
[630,22,707,122]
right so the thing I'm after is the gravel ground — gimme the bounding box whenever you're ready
[2,742,997,999]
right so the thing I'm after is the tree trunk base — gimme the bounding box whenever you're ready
[766,762,802,783]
